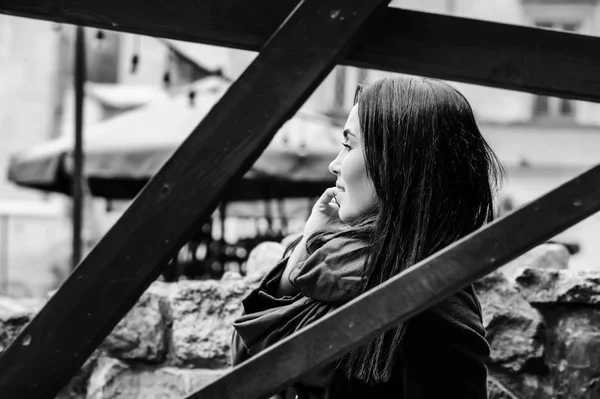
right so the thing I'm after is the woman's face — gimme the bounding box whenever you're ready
[329,104,378,222]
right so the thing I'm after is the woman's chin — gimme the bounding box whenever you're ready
[338,207,352,223]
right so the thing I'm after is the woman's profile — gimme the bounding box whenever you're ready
[231,75,502,398]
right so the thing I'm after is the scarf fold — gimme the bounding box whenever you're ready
[289,236,367,303]
[232,236,368,365]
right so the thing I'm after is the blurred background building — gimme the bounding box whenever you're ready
[1,0,599,297]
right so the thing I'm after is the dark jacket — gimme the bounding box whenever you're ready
[231,237,490,398]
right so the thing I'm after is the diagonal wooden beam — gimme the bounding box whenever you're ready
[188,164,600,399]
[2,1,600,101]
[0,1,392,397]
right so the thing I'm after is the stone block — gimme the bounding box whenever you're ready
[245,241,285,282]
[86,357,129,399]
[0,312,31,354]
[475,271,545,373]
[86,356,224,399]
[515,267,600,305]
[544,308,600,399]
[56,350,102,399]
[102,282,171,363]
[167,279,252,368]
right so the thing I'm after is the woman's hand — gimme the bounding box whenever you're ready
[275,188,341,298]
[303,187,341,236]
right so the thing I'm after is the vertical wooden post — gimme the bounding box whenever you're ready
[219,201,227,273]
[72,26,86,268]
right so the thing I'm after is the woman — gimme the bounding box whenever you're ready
[232,76,502,398]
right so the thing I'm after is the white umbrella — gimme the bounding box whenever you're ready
[8,77,341,201]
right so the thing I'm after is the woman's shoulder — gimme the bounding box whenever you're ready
[406,284,490,361]
[414,285,485,330]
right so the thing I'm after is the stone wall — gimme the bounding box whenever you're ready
[1,244,599,398]
[0,276,255,399]
[479,245,600,399]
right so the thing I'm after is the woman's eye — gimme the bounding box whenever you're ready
[342,142,352,150]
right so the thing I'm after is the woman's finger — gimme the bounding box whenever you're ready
[314,187,340,207]
[304,187,342,235]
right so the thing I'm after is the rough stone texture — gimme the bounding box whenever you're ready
[487,377,520,399]
[5,259,600,399]
[543,308,600,399]
[515,267,600,305]
[56,350,102,399]
[487,366,554,399]
[87,357,129,399]
[245,241,285,282]
[474,271,545,373]
[0,312,31,354]
[167,279,252,368]
[500,243,569,280]
[86,356,224,399]
[102,283,171,363]
[0,295,42,355]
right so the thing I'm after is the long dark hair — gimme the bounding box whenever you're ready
[288,76,502,383]
[345,76,502,383]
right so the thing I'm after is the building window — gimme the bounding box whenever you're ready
[532,95,574,119]
[531,21,579,120]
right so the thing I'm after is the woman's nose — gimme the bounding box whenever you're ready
[329,151,341,176]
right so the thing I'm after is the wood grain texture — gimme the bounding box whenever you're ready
[1,1,600,100]
[0,0,391,397]
[189,164,600,399]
